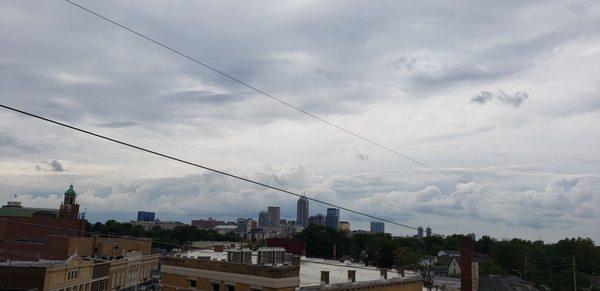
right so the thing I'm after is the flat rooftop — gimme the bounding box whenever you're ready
[0,259,65,267]
[183,249,420,287]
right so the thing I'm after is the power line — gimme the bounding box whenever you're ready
[58,0,594,230]
[0,104,437,235]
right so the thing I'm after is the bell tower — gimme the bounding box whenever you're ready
[59,184,80,219]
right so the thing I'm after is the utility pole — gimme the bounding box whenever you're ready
[523,256,528,281]
[572,257,577,291]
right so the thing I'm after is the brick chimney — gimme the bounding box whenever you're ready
[460,236,473,291]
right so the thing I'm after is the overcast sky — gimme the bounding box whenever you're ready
[1,0,599,242]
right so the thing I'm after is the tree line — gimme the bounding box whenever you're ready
[85,220,240,249]
[293,225,600,291]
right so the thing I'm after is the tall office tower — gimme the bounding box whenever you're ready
[370,221,385,233]
[296,196,309,227]
[308,214,325,226]
[325,208,340,230]
[258,211,269,228]
[137,211,155,222]
[268,206,281,226]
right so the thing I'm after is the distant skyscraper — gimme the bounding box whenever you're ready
[258,211,269,228]
[268,206,281,226]
[417,226,424,239]
[338,221,350,232]
[308,214,325,226]
[325,208,340,230]
[370,221,385,233]
[296,196,309,227]
[236,218,252,234]
[137,211,155,222]
[426,226,432,237]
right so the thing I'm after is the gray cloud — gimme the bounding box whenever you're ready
[471,90,529,107]
[97,121,139,128]
[35,160,66,172]
[48,160,65,172]
[356,153,369,161]
[1,0,599,241]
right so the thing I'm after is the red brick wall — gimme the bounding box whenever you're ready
[0,216,86,241]
[266,238,306,256]
[0,265,46,289]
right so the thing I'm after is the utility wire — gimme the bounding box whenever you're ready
[0,104,437,235]
[59,0,594,229]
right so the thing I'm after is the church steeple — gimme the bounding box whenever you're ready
[60,184,80,219]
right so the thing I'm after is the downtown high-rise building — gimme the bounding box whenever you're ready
[258,211,269,228]
[370,221,385,233]
[417,226,424,239]
[296,196,309,227]
[267,206,281,226]
[308,214,325,226]
[325,208,340,230]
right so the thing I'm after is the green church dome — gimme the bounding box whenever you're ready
[64,184,77,196]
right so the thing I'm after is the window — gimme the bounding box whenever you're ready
[67,269,79,279]
[226,285,235,291]
[187,279,197,288]
[211,283,220,291]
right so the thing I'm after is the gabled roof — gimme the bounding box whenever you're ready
[436,256,453,267]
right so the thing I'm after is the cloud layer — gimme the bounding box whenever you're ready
[0,0,599,241]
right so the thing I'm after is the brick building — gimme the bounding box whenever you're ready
[0,235,153,261]
[0,184,86,241]
[191,218,226,230]
[266,238,306,256]
[160,256,300,291]
[0,253,94,291]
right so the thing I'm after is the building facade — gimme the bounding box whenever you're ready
[258,211,269,228]
[308,214,325,226]
[160,256,300,291]
[0,184,86,241]
[370,221,385,233]
[191,218,225,230]
[268,206,281,227]
[325,208,339,230]
[108,251,160,291]
[338,221,350,232]
[0,253,93,291]
[296,197,309,227]
[136,211,155,222]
